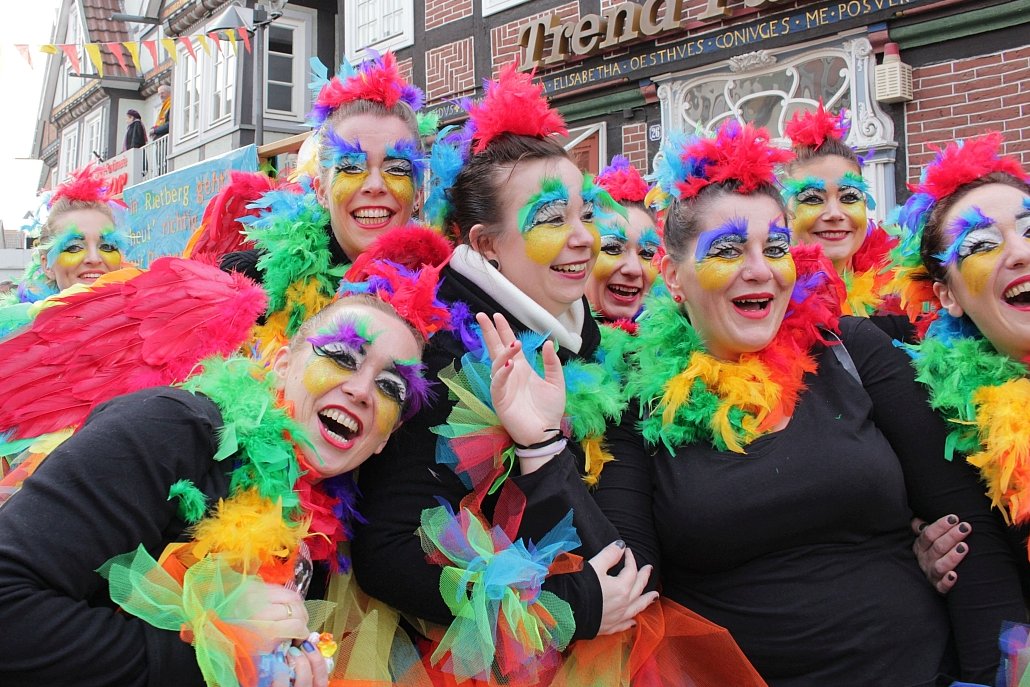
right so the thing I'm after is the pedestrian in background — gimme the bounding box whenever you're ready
[151,85,171,139]
[123,109,147,152]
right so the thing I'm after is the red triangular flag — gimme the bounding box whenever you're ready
[106,42,129,74]
[142,39,159,66]
[239,27,251,53]
[60,44,81,75]
[207,32,221,54]
[178,36,197,62]
[14,44,32,68]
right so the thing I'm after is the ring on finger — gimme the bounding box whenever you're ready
[282,602,294,619]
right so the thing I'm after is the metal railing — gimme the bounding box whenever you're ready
[141,135,170,178]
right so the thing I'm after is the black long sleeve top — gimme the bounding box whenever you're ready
[351,266,621,641]
[0,388,230,687]
[594,316,1026,686]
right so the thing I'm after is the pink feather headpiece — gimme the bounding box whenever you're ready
[595,155,649,204]
[913,131,1028,201]
[309,52,424,127]
[469,64,567,154]
[48,165,124,208]
[784,102,850,151]
[676,121,793,200]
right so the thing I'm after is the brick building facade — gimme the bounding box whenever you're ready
[384,0,1028,213]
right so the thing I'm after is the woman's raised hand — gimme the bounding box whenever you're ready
[476,312,566,449]
[589,541,660,635]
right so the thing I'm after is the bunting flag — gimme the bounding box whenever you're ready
[83,43,104,76]
[59,44,81,74]
[16,29,253,76]
[106,42,129,75]
[160,38,179,63]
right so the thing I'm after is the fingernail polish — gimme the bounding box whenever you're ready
[956,543,966,554]
[946,514,958,525]
[947,572,956,581]
[302,641,316,653]
[918,522,928,532]
[614,539,626,549]
[510,341,516,348]
[958,523,970,534]
[307,631,321,645]
[288,646,303,658]
[504,361,510,367]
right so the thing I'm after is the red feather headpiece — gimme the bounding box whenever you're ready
[469,64,567,154]
[309,52,424,127]
[48,164,124,208]
[595,155,649,204]
[676,121,793,200]
[914,132,1029,201]
[784,102,850,150]
[340,224,453,341]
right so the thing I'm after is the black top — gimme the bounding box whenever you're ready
[124,119,147,151]
[352,265,618,640]
[0,388,229,687]
[868,312,919,344]
[595,316,1026,686]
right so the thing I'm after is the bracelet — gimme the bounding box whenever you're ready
[514,437,567,460]
[513,429,562,450]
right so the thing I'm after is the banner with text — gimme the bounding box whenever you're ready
[123,145,259,267]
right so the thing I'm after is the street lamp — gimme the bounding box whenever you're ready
[209,0,287,147]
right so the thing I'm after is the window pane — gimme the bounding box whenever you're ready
[268,26,293,55]
[268,83,292,111]
[268,54,292,83]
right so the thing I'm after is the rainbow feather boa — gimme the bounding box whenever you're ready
[841,222,900,318]
[629,245,842,453]
[906,313,1030,531]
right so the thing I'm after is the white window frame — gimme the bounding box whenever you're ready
[482,0,531,17]
[59,5,87,103]
[263,8,314,122]
[178,50,202,140]
[59,125,80,182]
[209,45,237,126]
[82,110,105,166]
[345,0,413,61]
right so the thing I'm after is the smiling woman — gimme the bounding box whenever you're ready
[591,120,1027,685]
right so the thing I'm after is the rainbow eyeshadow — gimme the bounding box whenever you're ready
[385,139,427,186]
[518,177,570,234]
[937,206,994,267]
[838,171,876,210]
[695,217,748,263]
[782,176,825,201]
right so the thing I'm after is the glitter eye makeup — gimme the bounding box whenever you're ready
[518,177,570,234]
[695,217,749,262]
[782,176,826,204]
[322,129,368,172]
[938,207,997,266]
[385,139,427,186]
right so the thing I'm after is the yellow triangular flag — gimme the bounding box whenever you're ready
[160,38,178,63]
[123,41,141,72]
[196,34,212,57]
[84,43,104,76]
[225,29,238,55]
[39,44,58,55]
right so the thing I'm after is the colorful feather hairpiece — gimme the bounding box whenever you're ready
[469,64,567,154]
[48,164,123,208]
[307,52,424,128]
[670,121,793,200]
[916,132,1028,202]
[784,101,851,151]
[595,155,650,204]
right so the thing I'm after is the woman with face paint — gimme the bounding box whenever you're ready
[0,256,448,687]
[894,133,1030,621]
[220,53,428,364]
[586,155,662,330]
[347,67,764,685]
[586,121,1026,685]
[782,104,917,343]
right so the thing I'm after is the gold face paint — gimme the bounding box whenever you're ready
[524,224,574,265]
[958,247,1000,296]
[330,171,369,206]
[641,258,659,283]
[373,391,401,434]
[592,251,619,281]
[383,175,415,207]
[55,251,85,269]
[696,257,744,292]
[770,255,797,285]
[791,203,821,239]
[842,203,868,234]
[302,355,351,398]
[100,246,123,269]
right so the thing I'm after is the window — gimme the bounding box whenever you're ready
[57,5,87,104]
[263,10,313,121]
[59,125,80,182]
[179,52,201,137]
[556,124,607,176]
[345,0,413,60]
[82,111,105,165]
[482,0,530,17]
[211,46,236,123]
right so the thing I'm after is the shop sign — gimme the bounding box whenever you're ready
[122,144,258,267]
[522,0,923,68]
[532,0,928,93]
